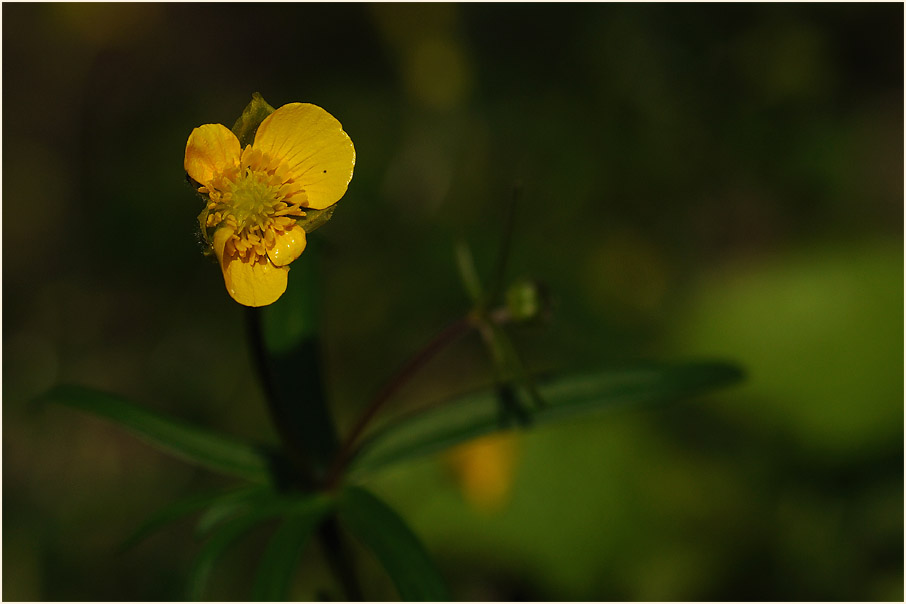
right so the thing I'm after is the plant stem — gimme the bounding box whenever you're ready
[245,307,315,485]
[324,314,475,488]
[318,515,363,601]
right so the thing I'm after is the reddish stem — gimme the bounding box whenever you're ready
[324,314,475,487]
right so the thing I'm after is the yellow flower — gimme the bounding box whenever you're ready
[445,433,520,513]
[185,103,355,306]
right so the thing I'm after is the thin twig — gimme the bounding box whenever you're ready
[487,181,523,305]
[324,314,475,488]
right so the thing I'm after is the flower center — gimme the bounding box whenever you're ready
[200,146,308,261]
[229,172,284,231]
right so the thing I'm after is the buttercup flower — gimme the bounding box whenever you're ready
[185,103,355,306]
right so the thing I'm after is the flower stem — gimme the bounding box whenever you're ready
[318,515,363,601]
[245,306,315,485]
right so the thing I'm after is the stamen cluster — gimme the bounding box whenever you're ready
[199,146,308,263]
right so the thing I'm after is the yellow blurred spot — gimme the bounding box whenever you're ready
[371,4,472,111]
[445,433,520,513]
[370,4,458,50]
[51,3,164,48]
[404,37,472,111]
[736,23,831,104]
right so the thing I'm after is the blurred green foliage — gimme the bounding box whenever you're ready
[3,3,902,601]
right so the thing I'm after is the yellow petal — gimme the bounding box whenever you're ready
[185,124,240,187]
[213,224,288,307]
[266,225,307,267]
[253,103,355,210]
[212,224,235,262]
[221,255,289,307]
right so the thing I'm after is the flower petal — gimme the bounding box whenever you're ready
[185,124,240,187]
[212,224,235,262]
[221,255,289,307]
[214,224,288,307]
[266,225,307,267]
[253,103,355,210]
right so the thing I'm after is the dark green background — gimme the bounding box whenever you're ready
[3,3,902,601]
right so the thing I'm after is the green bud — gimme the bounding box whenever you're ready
[505,279,547,322]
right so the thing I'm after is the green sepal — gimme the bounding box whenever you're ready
[338,487,450,601]
[297,203,339,234]
[231,92,276,148]
[197,206,214,254]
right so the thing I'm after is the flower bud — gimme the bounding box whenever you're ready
[505,279,549,323]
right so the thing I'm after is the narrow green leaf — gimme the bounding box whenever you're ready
[187,493,332,601]
[251,496,334,602]
[119,487,262,552]
[231,92,276,147]
[350,362,744,476]
[195,488,272,537]
[339,487,449,601]
[187,511,266,601]
[41,385,275,484]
